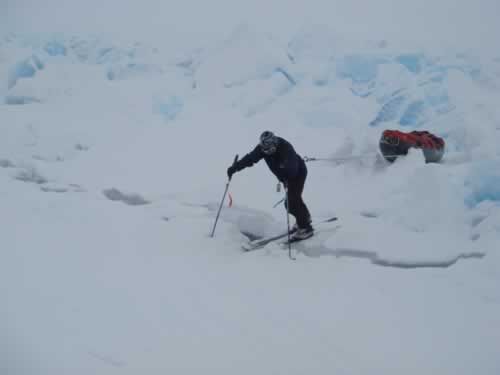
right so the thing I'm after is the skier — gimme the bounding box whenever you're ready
[227,131,314,240]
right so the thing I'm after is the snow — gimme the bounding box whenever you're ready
[465,161,500,207]
[2,2,500,374]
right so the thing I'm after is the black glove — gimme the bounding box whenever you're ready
[227,165,237,179]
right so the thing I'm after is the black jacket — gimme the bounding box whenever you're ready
[234,137,305,182]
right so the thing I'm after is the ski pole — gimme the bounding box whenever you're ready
[210,154,238,238]
[273,197,285,208]
[284,186,295,261]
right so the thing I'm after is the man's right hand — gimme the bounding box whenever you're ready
[227,165,237,179]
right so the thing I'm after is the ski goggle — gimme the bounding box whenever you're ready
[261,144,277,155]
[260,137,277,155]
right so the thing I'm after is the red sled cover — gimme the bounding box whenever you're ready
[379,130,445,163]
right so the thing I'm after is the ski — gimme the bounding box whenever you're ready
[242,216,338,252]
[281,233,313,245]
[280,218,341,246]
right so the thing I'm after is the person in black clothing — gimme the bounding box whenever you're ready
[227,131,313,240]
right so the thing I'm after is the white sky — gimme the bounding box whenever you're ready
[2,0,499,51]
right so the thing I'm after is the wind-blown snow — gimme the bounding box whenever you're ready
[1,19,500,375]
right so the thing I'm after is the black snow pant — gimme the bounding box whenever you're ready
[285,160,311,229]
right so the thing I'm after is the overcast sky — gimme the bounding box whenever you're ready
[2,0,499,52]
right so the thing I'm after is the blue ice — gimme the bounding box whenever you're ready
[396,54,424,74]
[8,59,37,89]
[369,96,406,126]
[464,161,500,207]
[32,55,44,70]
[44,41,67,56]
[399,100,426,126]
[153,96,183,122]
[336,55,385,84]
[425,90,454,115]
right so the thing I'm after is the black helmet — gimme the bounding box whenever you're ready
[259,131,278,155]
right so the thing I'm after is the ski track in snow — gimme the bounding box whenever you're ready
[296,245,485,269]
[222,184,490,268]
[237,209,486,269]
